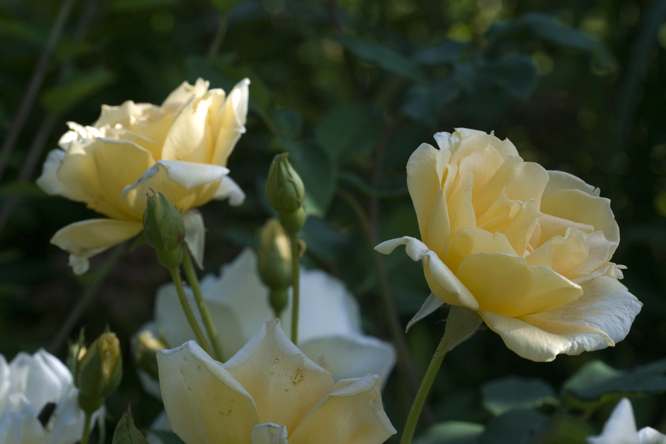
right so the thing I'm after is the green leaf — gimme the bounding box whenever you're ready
[416,421,484,444]
[478,409,548,444]
[339,171,408,198]
[402,75,460,124]
[477,55,537,100]
[539,414,595,444]
[41,67,115,116]
[481,376,558,416]
[334,36,426,82]
[272,107,303,140]
[273,137,336,217]
[314,103,382,162]
[562,358,666,413]
[112,407,149,444]
[413,40,468,66]
[300,216,351,263]
[487,13,616,71]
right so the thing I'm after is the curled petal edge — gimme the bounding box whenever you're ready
[375,237,478,310]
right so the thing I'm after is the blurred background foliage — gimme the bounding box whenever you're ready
[1,0,666,442]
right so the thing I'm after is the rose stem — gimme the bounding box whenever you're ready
[182,248,224,361]
[168,265,213,356]
[80,412,92,444]
[289,232,301,346]
[400,335,448,444]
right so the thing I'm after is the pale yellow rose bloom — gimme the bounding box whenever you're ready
[376,128,642,362]
[157,319,396,444]
[37,78,249,274]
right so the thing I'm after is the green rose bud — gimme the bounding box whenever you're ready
[265,153,305,214]
[76,332,123,414]
[257,219,292,315]
[143,192,186,268]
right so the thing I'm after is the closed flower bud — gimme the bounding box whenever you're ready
[257,219,292,315]
[76,332,122,414]
[143,192,186,252]
[143,192,186,268]
[134,330,167,381]
[265,153,305,215]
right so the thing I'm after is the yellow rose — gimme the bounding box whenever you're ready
[37,78,249,274]
[157,319,396,444]
[376,128,642,362]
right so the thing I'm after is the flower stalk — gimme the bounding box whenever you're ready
[400,337,447,444]
[168,264,213,357]
[289,232,301,346]
[182,247,224,361]
[80,413,92,444]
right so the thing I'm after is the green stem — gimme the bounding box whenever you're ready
[169,266,213,356]
[289,232,300,346]
[400,335,447,444]
[182,248,224,361]
[80,411,92,444]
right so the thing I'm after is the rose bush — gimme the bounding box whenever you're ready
[158,319,396,444]
[37,78,249,274]
[0,349,101,444]
[376,128,642,361]
[135,248,395,398]
[587,398,666,444]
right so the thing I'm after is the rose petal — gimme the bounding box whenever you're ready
[158,341,259,444]
[375,236,478,309]
[224,320,334,433]
[480,311,611,362]
[161,90,215,164]
[587,398,639,444]
[36,149,66,196]
[447,172,475,237]
[50,219,143,275]
[448,228,515,273]
[182,209,205,269]
[251,423,289,444]
[161,78,210,112]
[198,249,275,348]
[540,189,619,249]
[288,375,396,444]
[456,253,582,317]
[407,143,445,241]
[544,170,600,198]
[154,283,244,357]
[523,276,642,346]
[121,160,228,215]
[210,78,250,167]
[473,156,549,217]
[454,144,505,193]
[281,269,363,341]
[213,175,246,206]
[57,138,154,220]
[299,335,396,383]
